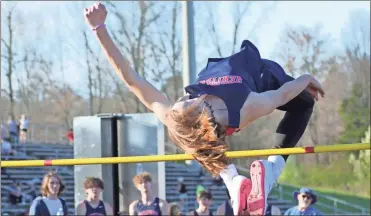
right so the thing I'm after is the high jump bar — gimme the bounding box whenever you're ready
[1,143,369,168]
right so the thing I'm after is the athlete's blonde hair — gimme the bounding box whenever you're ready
[166,95,230,176]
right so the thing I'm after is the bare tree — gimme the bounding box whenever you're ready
[276,25,329,79]
[33,56,84,128]
[342,9,370,107]
[1,5,21,117]
[106,1,164,113]
[16,48,38,114]
[149,2,183,102]
[205,2,276,57]
[83,30,95,115]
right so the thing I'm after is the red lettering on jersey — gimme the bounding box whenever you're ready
[199,75,243,86]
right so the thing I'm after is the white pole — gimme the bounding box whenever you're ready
[182,1,197,89]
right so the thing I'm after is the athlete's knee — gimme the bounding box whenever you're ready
[297,90,315,111]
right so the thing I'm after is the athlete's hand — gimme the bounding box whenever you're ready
[84,2,107,29]
[306,76,325,101]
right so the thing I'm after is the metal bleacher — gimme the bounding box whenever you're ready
[1,143,289,216]
[1,143,75,216]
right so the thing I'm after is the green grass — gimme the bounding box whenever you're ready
[271,183,370,214]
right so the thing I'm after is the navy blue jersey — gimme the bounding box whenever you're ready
[224,200,233,216]
[192,209,213,216]
[84,200,106,216]
[185,40,292,135]
[135,197,161,216]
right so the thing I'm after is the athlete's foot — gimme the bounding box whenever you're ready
[247,156,285,215]
[220,164,252,215]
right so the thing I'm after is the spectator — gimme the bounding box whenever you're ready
[2,138,16,160]
[66,128,74,144]
[8,182,24,205]
[195,179,205,198]
[169,202,182,216]
[7,115,19,143]
[188,191,213,216]
[24,178,41,200]
[19,114,29,143]
[1,123,8,140]
[75,177,113,215]
[284,187,323,215]
[29,171,68,216]
[129,172,169,216]
[177,177,188,215]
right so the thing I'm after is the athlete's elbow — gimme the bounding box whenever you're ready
[276,90,289,107]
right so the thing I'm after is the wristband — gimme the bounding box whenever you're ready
[93,24,106,31]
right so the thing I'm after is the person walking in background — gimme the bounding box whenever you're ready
[19,114,30,144]
[7,115,19,143]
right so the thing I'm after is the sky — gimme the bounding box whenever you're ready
[1,1,370,97]
[217,1,370,58]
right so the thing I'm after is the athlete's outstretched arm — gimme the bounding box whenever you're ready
[84,3,171,124]
[245,74,324,122]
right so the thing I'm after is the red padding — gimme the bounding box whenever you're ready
[304,147,315,153]
[44,160,53,166]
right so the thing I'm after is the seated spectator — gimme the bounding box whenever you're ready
[23,178,41,200]
[2,138,16,159]
[75,177,114,215]
[284,187,323,215]
[8,182,23,205]
[28,172,68,216]
[188,191,213,216]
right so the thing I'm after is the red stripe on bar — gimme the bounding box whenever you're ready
[304,147,315,153]
[44,160,53,166]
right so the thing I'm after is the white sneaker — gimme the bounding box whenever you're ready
[220,164,252,215]
[247,156,285,215]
